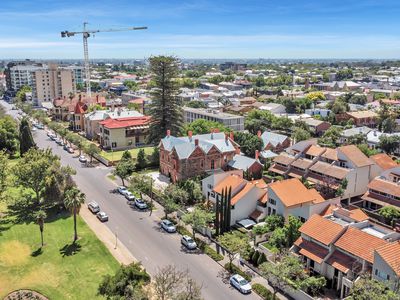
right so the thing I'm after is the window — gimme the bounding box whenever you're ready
[269,198,276,205]
[111,142,117,148]
[211,160,215,170]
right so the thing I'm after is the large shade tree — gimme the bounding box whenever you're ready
[148,56,183,143]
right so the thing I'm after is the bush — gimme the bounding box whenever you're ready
[252,283,277,300]
[224,263,252,282]
[257,252,267,266]
[203,244,224,262]
[252,250,260,265]
[176,225,192,237]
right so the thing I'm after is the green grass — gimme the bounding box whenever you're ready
[0,212,119,299]
[100,147,154,162]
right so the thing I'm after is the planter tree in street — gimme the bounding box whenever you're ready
[182,206,214,240]
[162,196,180,219]
[148,56,183,143]
[114,151,135,186]
[34,210,47,247]
[64,187,86,243]
[85,143,100,163]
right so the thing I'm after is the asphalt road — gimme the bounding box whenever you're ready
[1,100,259,300]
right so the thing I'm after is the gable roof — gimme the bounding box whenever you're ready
[269,178,324,208]
[230,182,266,205]
[334,227,388,263]
[99,116,150,129]
[213,174,245,194]
[305,145,326,157]
[299,215,344,246]
[320,204,369,222]
[368,178,400,198]
[375,242,400,276]
[294,237,329,264]
[370,153,398,171]
[228,154,262,171]
[260,131,289,148]
[309,161,350,180]
[338,145,374,168]
[326,250,356,274]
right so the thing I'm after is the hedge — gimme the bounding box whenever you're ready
[224,263,252,282]
[203,244,224,262]
[252,283,277,300]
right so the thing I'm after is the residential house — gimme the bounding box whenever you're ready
[339,126,372,144]
[292,214,400,298]
[367,130,400,155]
[227,151,263,179]
[305,108,332,118]
[302,118,331,136]
[370,153,398,172]
[337,111,378,127]
[258,103,286,114]
[159,131,239,182]
[98,115,151,151]
[259,130,291,153]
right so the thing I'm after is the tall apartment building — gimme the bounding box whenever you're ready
[183,107,245,131]
[5,61,76,106]
[65,66,84,84]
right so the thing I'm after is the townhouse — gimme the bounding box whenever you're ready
[292,213,400,298]
[159,131,240,183]
[259,130,291,153]
[268,144,380,199]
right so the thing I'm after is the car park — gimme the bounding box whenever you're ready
[134,198,148,210]
[125,191,136,201]
[78,155,87,163]
[181,235,197,250]
[229,274,252,294]
[161,219,176,233]
[97,211,109,222]
[117,186,128,195]
[88,201,100,213]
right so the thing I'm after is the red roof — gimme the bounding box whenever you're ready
[74,102,87,114]
[99,116,151,129]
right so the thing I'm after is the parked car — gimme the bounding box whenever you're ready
[161,219,176,233]
[230,274,252,294]
[31,127,37,132]
[117,186,128,195]
[63,144,69,151]
[67,147,74,154]
[88,201,100,214]
[125,191,136,201]
[78,155,87,163]
[181,235,197,250]
[36,123,44,130]
[59,140,65,146]
[54,138,61,144]
[97,211,109,222]
[134,198,148,210]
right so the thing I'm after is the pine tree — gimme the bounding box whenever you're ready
[19,117,36,155]
[135,149,147,170]
[148,56,183,143]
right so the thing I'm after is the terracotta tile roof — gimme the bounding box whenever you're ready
[361,191,399,208]
[368,178,400,199]
[326,250,356,274]
[273,154,295,166]
[291,158,314,170]
[347,111,378,119]
[309,161,350,180]
[370,153,398,171]
[299,215,344,246]
[294,237,329,264]
[338,145,374,168]
[249,209,263,221]
[250,179,268,189]
[74,102,87,114]
[269,178,325,208]
[213,174,245,194]
[260,193,268,204]
[230,182,266,205]
[320,204,369,222]
[376,242,400,276]
[334,227,388,263]
[305,145,326,157]
[321,148,338,161]
[99,116,151,129]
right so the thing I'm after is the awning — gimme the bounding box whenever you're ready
[236,218,256,229]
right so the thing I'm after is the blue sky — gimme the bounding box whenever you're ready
[1,0,400,59]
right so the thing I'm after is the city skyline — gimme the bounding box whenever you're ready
[1,0,400,59]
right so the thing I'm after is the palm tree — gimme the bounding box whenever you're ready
[34,210,47,247]
[64,187,86,243]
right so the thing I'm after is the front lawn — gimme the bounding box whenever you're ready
[100,146,154,162]
[0,210,119,299]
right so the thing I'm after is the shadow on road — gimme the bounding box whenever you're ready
[60,242,82,257]
[179,246,202,255]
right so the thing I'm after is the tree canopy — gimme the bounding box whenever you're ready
[183,119,228,135]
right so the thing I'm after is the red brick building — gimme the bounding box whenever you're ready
[159,130,239,182]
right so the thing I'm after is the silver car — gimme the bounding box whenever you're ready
[230,274,252,294]
[97,211,109,222]
[161,219,176,233]
[181,235,197,250]
[134,198,148,210]
[125,191,136,201]
[88,201,100,214]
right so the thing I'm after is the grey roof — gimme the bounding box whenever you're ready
[161,132,236,159]
[227,154,261,171]
[341,126,372,138]
[261,131,288,148]
[260,150,278,159]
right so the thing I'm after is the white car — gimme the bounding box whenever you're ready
[97,211,109,222]
[181,235,197,250]
[88,201,100,214]
[161,219,176,233]
[125,191,136,201]
[78,155,87,163]
[31,127,37,132]
[117,186,129,195]
[134,198,148,210]
[230,274,252,294]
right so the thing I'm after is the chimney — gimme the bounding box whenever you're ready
[230,132,234,141]
[255,150,259,160]
[96,95,99,103]
[167,129,171,137]
[188,131,193,140]
[235,148,241,155]
[257,130,262,138]
[195,139,199,146]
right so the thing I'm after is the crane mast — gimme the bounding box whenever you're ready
[61,23,147,98]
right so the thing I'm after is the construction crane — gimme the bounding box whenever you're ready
[61,22,147,97]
